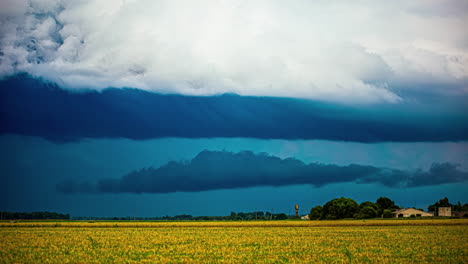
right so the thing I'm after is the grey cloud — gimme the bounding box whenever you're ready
[3,75,467,143]
[361,163,468,188]
[56,150,468,194]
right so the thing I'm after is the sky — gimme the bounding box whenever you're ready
[0,0,467,217]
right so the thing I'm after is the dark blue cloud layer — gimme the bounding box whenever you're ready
[57,150,468,194]
[1,74,467,142]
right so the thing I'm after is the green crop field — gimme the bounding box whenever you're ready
[0,219,467,263]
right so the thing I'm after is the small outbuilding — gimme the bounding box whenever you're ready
[393,208,433,218]
[437,207,452,217]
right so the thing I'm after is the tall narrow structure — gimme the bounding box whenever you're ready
[295,204,299,218]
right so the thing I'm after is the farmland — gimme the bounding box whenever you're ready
[0,219,467,263]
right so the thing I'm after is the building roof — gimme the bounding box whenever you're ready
[393,208,432,215]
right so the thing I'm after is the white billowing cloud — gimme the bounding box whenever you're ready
[1,0,467,103]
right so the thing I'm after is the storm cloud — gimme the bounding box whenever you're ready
[1,0,467,103]
[1,75,467,142]
[57,150,468,194]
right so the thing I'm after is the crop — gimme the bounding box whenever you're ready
[0,219,467,263]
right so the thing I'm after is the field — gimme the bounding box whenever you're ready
[0,219,467,263]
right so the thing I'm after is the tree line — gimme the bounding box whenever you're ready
[74,212,289,221]
[0,211,70,220]
[309,197,399,220]
[2,197,466,221]
[309,197,468,220]
[158,212,289,221]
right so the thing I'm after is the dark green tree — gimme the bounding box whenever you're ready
[321,197,358,220]
[428,197,452,212]
[355,201,379,219]
[355,206,378,219]
[275,213,288,220]
[0,211,70,220]
[376,197,397,212]
[382,209,393,218]
[229,212,241,220]
[453,202,468,212]
[360,201,379,211]
[309,206,323,220]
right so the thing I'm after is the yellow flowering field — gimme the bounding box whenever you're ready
[0,219,467,263]
[1,218,466,228]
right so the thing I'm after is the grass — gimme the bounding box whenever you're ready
[0,219,467,263]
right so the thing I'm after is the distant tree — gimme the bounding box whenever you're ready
[245,213,254,220]
[382,209,393,218]
[309,206,323,220]
[376,197,398,214]
[453,202,468,212]
[360,201,380,211]
[428,197,452,212]
[321,197,358,220]
[229,212,241,220]
[174,214,193,220]
[254,211,265,220]
[0,211,70,220]
[275,213,288,220]
[355,206,378,219]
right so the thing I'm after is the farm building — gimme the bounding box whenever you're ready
[437,207,451,217]
[393,208,433,218]
[301,215,310,220]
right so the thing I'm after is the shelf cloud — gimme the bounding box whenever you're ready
[56,150,468,194]
[2,75,467,142]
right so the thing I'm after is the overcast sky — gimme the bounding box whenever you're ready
[0,0,467,216]
[1,0,467,102]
